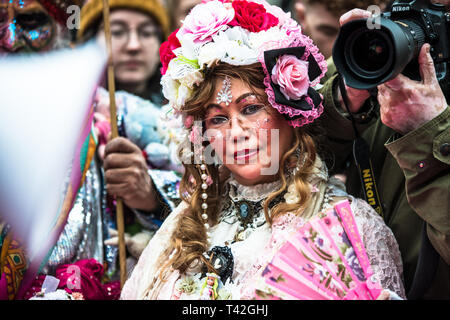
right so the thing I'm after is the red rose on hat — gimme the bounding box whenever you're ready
[230,0,278,33]
[160,29,181,75]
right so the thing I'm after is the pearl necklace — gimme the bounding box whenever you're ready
[198,158,212,246]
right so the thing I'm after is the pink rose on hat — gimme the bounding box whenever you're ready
[177,1,234,45]
[271,54,309,101]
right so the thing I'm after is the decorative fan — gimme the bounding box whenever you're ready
[255,200,382,300]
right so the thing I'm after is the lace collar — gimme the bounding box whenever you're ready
[226,176,283,202]
[224,155,329,203]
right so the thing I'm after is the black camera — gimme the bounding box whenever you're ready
[333,0,450,99]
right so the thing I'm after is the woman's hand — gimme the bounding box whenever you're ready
[104,137,158,211]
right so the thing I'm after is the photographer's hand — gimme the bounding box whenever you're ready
[377,44,448,134]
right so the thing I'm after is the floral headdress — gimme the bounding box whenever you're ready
[159,0,327,128]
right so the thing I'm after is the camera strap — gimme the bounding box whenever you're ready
[337,75,384,218]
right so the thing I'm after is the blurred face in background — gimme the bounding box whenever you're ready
[294,1,340,59]
[172,0,201,29]
[0,0,57,54]
[96,9,162,88]
[295,1,388,59]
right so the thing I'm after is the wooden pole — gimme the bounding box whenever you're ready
[101,0,127,289]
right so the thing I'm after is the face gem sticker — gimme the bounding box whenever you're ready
[216,76,232,106]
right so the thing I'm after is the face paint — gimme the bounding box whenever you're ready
[0,0,56,54]
[255,117,271,129]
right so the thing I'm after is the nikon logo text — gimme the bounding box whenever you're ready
[363,169,376,206]
[392,6,410,12]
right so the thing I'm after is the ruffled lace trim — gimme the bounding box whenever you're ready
[227,176,282,202]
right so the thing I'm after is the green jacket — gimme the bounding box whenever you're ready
[319,67,450,299]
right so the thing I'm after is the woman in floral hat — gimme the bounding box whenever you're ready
[120,0,405,300]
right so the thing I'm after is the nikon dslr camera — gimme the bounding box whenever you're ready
[333,0,449,99]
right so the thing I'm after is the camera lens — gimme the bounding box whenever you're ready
[333,17,424,89]
[348,30,393,77]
